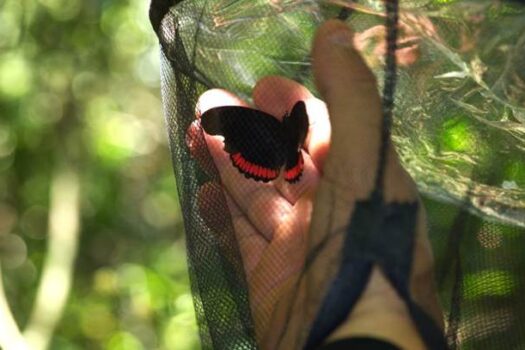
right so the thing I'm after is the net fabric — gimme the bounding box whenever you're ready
[149,0,525,349]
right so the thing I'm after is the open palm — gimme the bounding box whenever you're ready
[189,76,331,339]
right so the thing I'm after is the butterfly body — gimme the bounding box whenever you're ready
[200,101,309,183]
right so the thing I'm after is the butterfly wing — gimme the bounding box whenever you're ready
[283,101,309,183]
[200,106,285,182]
[284,150,305,183]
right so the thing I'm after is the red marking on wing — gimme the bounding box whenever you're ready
[230,153,279,182]
[284,152,304,183]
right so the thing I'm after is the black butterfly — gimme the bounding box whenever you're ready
[199,101,309,183]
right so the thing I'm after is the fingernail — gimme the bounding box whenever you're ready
[329,27,353,47]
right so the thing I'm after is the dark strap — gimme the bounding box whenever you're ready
[318,338,401,350]
[305,191,448,350]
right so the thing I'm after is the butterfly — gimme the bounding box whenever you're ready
[199,101,309,183]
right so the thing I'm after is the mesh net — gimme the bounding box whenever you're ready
[149,0,525,349]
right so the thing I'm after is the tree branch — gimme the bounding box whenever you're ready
[23,167,81,350]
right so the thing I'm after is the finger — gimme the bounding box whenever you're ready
[313,20,382,199]
[186,120,215,177]
[197,181,234,234]
[196,181,267,275]
[313,20,417,203]
[196,88,249,111]
[224,192,267,275]
[248,191,312,336]
[197,89,293,241]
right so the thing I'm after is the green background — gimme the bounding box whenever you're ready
[0,0,200,349]
[2,0,524,349]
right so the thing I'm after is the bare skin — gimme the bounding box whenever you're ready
[189,19,443,350]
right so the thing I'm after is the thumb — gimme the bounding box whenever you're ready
[312,20,384,199]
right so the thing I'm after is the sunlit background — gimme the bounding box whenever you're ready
[0,0,199,349]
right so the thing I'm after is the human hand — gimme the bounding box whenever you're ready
[187,75,329,338]
[188,19,442,350]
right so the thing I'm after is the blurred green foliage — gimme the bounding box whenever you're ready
[0,0,199,348]
[1,1,524,349]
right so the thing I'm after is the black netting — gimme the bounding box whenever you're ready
[150,1,525,349]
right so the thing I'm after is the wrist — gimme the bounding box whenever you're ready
[325,267,426,350]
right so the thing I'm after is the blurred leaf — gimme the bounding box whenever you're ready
[106,332,144,350]
[464,270,516,299]
[0,53,33,99]
[0,0,193,349]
